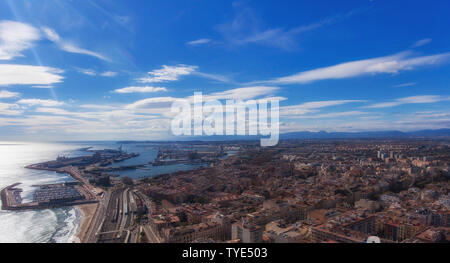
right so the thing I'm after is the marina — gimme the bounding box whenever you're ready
[1,182,97,211]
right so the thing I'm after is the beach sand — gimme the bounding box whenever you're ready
[74,203,98,243]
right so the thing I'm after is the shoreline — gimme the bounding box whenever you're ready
[74,203,98,243]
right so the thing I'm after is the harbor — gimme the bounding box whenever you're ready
[1,182,97,211]
[0,147,138,212]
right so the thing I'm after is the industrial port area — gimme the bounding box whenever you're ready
[1,148,138,211]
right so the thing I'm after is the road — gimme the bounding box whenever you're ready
[143,224,162,243]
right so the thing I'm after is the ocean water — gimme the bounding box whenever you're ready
[106,143,207,179]
[0,141,205,243]
[0,142,87,243]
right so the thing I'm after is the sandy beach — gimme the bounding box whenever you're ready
[74,203,98,243]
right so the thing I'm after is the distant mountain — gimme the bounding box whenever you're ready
[196,129,450,141]
[118,129,450,144]
[280,129,450,139]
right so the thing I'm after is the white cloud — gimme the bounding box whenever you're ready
[0,64,64,85]
[61,43,108,61]
[138,65,197,83]
[32,85,54,89]
[365,102,402,108]
[261,51,450,85]
[125,97,178,110]
[290,111,367,119]
[76,68,117,77]
[79,104,116,110]
[294,100,364,109]
[0,21,41,60]
[114,86,168,94]
[0,102,21,115]
[410,111,450,119]
[41,27,60,42]
[389,95,449,104]
[413,38,432,48]
[35,107,72,115]
[138,64,231,84]
[0,90,20,98]
[18,99,64,107]
[281,100,364,116]
[261,96,288,102]
[187,38,211,45]
[393,82,416,88]
[192,72,232,83]
[76,68,96,76]
[100,71,117,77]
[126,86,280,110]
[217,6,360,50]
[201,86,279,101]
[42,26,109,61]
[365,95,450,108]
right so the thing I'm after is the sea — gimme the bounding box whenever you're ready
[0,141,205,243]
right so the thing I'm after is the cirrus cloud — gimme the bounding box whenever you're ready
[114,86,168,94]
[42,26,109,61]
[186,38,212,46]
[364,95,450,108]
[258,51,450,85]
[100,71,117,77]
[413,38,432,48]
[280,100,365,116]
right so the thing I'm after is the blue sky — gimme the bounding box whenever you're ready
[0,0,449,141]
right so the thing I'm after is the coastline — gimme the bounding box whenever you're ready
[74,203,98,243]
